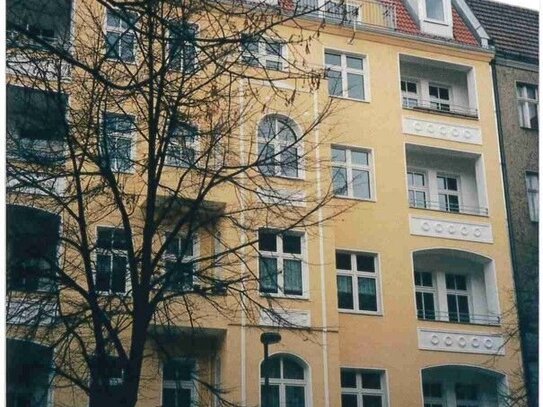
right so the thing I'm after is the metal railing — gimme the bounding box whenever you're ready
[409,199,488,216]
[418,310,501,326]
[403,99,478,118]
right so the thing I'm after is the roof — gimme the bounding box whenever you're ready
[465,0,539,62]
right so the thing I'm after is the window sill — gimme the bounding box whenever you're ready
[330,95,370,104]
[339,309,382,317]
[333,195,376,203]
[404,106,479,120]
[262,174,305,182]
[520,126,539,131]
[260,292,309,301]
[423,18,450,26]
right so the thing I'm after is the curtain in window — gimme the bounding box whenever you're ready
[284,259,302,295]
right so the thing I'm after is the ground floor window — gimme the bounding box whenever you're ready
[341,368,387,406]
[260,354,307,407]
[162,359,196,407]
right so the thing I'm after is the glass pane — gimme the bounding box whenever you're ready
[327,70,343,97]
[356,254,374,272]
[446,177,458,191]
[456,384,478,400]
[258,143,275,175]
[285,386,305,407]
[121,34,135,62]
[284,259,303,295]
[258,117,274,140]
[362,395,382,407]
[283,358,304,379]
[528,102,538,129]
[331,147,346,163]
[162,388,176,407]
[259,257,278,293]
[325,52,341,66]
[456,275,467,290]
[347,73,364,100]
[362,372,381,389]
[337,275,354,309]
[440,87,449,100]
[111,255,126,293]
[266,41,282,57]
[332,167,348,196]
[445,274,455,289]
[437,176,446,190]
[261,385,280,407]
[336,252,351,270]
[260,357,281,378]
[107,10,120,28]
[96,254,111,291]
[426,0,444,20]
[346,56,363,70]
[259,231,277,252]
[283,235,302,254]
[341,394,357,407]
[447,294,459,322]
[416,292,424,318]
[358,277,377,311]
[526,85,537,100]
[352,169,370,199]
[415,191,426,207]
[340,370,356,388]
[458,295,470,322]
[351,150,368,166]
[105,32,120,59]
[423,292,435,320]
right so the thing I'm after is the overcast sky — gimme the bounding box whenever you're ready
[493,0,539,10]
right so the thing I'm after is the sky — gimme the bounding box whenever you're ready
[492,0,539,10]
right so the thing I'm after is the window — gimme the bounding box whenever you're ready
[526,173,539,222]
[455,384,479,407]
[258,230,305,297]
[336,252,379,313]
[423,382,443,407]
[332,146,372,200]
[414,271,435,320]
[517,83,538,129]
[429,85,450,112]
[340,369,386,407]
[166,122,198,167]
[437,175,460,212]
[242,37,285,70]
[260,355,307,407]
[258,115,300,178]
[425,0,444,21]
[102,113,135,172]
[164,235,197,291]
[95,227,128,294]
[105,8,136,62]
[325,51,366,100]
[169,22,198,72]
[162,359,196,407]
[446,274,470,323]
[401,79,419,108]
[407,171,427,208]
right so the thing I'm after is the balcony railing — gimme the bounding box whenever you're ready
[418,310,501,326]
[7,29,67,51]
[409,199,488,216]
[403,99,478,118]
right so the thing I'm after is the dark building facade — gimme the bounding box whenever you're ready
[466,0,539,405]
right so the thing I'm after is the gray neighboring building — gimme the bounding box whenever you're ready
[466,0,539,405]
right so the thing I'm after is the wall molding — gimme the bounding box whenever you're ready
[259,309,311,328]
[403,116,482,145]
[410,215,493,243]
[418,327,505,355]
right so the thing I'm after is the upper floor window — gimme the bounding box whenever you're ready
[260,355,307,407]
[429,84,450,112]
[407,171,427,209]
[96,226,128,294]
[166,122,198,167]
[437,175,459,213]
[425,0,445,21]
[325,51,367,101]
[336,252,380,313]
[401,79,419,108]
[105,9,136,62]
[415,271,435,320]
[526,172,539,222]
[169,22,198,72]
[242,36,285,70]
[517,83,538,129]
[422,382,443,406]
[162,359,196,407]
[258,229,306,297]
[340,369,387,407]
[258,115,301,178]
[102,112,135,172]
[332,146,373,200]
[164,235,197,292]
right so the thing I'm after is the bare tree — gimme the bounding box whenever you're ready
[6,0,353,406]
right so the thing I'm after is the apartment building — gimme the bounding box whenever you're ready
[465,1,539,405]
[6,0,526,406]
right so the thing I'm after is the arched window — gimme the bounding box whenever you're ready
[260,354,307,407]
[258,115,300,178]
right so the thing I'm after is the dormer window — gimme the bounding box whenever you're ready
[425,0,445,21]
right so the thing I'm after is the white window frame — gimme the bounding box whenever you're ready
[407,170,428,209]
[422,381,444,407]
[401,78,420,108]
[336,251,381,315]
[104,8,136,62]
[424,0,445,22]
[325,50,368,101]
[436,174,461,213]
[428,83,451,112]
[260,355,308,407]
[258,230,307,299]
[241,37,286,71]
[95,226,129,295]
[257,115,304,179]
[102,112,136,173]
[161,358,198,407]
[165,122,199,168]
[332,146,374,201]
[445,273,471,323]
[340,368,388,407]
[167,22,199,72]
[526,172,539,222]
[517,83,538,129]
[163,234,199,292]
[414,271,436,320]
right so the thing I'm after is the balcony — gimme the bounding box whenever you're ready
[406,144,488,217]
[400,55,478,118]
